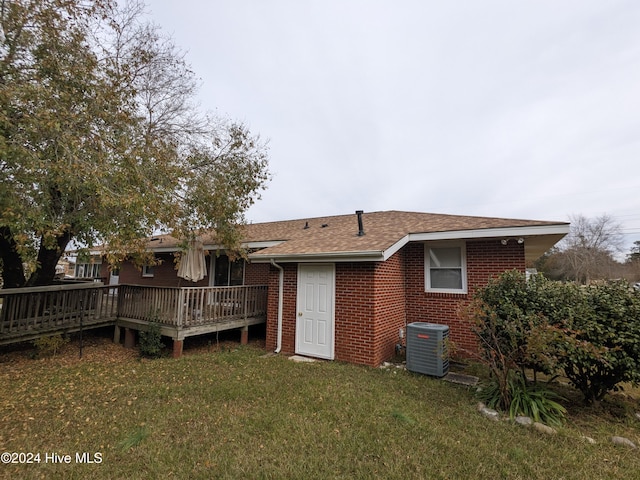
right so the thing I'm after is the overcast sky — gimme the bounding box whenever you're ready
[144,0,640,254]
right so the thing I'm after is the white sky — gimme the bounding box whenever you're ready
[144,0,640,254]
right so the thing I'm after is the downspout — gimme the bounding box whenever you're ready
[271,259,284,354]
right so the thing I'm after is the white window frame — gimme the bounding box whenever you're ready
[142,264,155,278]
[424,241,467,294]
[75,262,102,279]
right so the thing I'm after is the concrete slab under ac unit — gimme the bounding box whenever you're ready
[442,372,479,386]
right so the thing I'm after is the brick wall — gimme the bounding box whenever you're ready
[116,253,191,286]
[245,262,269,285]
[334,262,376,365]
[264,253,407,368]
[405,240,525,355]
[106,254,268,287]
[265,263,298,354]
[264,239,525,367]
[372,250,407,366]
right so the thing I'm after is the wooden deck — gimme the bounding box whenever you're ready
[115,284,268,341]
[0,283,267,349]
[0,283,117,345]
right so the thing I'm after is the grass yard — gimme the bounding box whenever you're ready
[0,333,639,479]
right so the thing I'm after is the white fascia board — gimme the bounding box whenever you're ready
[381,235,410,261]
[408,224,570,242]
[204,240,284,251]
[149,240,285,253]
[249,251,385,263]
[149,246,179,253]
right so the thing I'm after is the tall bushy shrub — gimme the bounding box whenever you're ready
[469,271,552,411]
[553,281,640,403]
[469,271,640,406]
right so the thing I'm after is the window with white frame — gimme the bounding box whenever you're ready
[75,262,102,279]
[425,242,467,293]
[142,264,155,277]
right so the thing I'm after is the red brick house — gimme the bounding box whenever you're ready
[105,210,569,367]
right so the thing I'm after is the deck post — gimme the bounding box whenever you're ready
[240,325,249,345]
[172,339,184,358]
[124,328,136,349]
[113,324,121,344]
[176,289,185,328]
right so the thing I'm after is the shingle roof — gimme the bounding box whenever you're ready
[245,210,568,261]
[143,210,569,262]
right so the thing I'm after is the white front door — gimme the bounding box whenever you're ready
[296,264,335,360]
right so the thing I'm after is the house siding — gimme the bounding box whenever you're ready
[265,239,525,367]
[405,239,525,355]
[265,251,406,368]
[334,262,376,365]
[372,250,407,366]
[265,263,298,354]
[110,254,269,287]
[244,262,270,285]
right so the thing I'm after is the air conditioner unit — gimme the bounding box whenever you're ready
[406,322,449,377]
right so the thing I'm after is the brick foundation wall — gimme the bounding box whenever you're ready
[405,240,525,356]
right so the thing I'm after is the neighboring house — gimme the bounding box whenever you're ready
[104,210,569,367]
[55,256,76,279]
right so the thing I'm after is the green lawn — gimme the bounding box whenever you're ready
[1,335,639,479]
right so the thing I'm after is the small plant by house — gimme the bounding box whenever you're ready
[32,334,69,358]
[138,322,164,359]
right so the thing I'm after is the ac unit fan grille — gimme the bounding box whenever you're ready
[406,322,449,377]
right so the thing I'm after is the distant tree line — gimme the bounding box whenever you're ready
[534,214,640,284]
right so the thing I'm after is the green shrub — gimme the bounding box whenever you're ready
[466,271,555,410]
[32,334,69,358]
[469,271,640,406]
[552,281,640,403]
[139,322,164,358]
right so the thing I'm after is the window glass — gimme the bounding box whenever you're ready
[214,255,230,286]
[429,247,461,268]
[142,265,155,277]
[430,268,462,290]
[426,244,466,293]
[214,255,245,286]
[229,260,244,286]
[75,263,101,278]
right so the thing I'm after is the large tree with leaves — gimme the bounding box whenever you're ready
[0,0,270,288]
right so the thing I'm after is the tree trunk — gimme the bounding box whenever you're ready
[26,230,73,287]
[0,226,27,288]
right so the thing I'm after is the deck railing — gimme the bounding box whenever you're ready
[0,283,117,343]
[0,283,268,344]
[116,284,268,328]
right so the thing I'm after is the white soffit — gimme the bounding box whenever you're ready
[407,224,570,242]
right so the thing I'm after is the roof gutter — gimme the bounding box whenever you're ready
[251,250,385,264]
[270,259,284,354]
